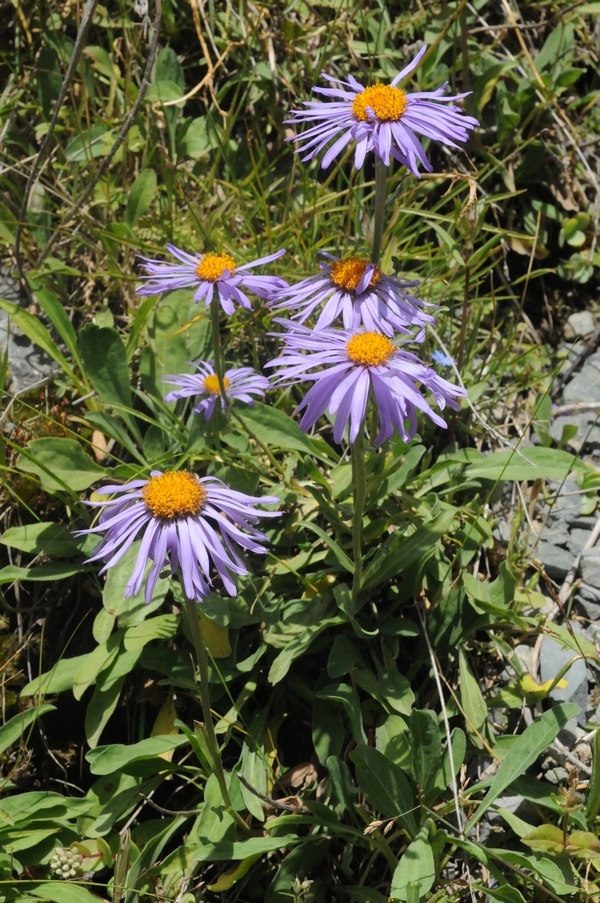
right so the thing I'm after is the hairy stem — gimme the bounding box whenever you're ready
[210,296,229,408]
[184,597,248,831]
[351,424,367,606]
[371,159,389,266]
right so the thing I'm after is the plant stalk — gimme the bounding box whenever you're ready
[184,597,248,831]
[210,297,229,408]
[351,424,367,607]
[371,159,388,266]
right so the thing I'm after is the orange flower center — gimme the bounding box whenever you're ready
[330,257,382,292]
[352,84,408,122]
[203,374,230,395]
[195,253,236,282]
[346,332,396,367]
[142,471,207,519]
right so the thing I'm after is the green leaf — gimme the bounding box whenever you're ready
[465,447,585,482]
[465,702,580,831]
[0,562,87,584]
[64,123,115,162]
[362,509,456,589]
[236,402,335,462]
[17,437,107,493]
[0,297,80,388]
[19,882,106,903]
[20,653,92,697]
[585,728,600,823]
[350,745,418,837]
[317,683,367,745]
[0,704,55,756]
[85,676,126,749]
[390,819,436,901]
[86,735,189,774]
[458,648,488,745]
[79,324,133,409]
[0,522,80,557]
[125,168,157,227]
[408,710,442,803]
[29,283,85,372]
[296,520,353,574]
[190,834,302,863]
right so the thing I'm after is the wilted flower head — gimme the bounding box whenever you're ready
[77,471,279,603]
[287,45,478,176]
[266,322,465,445]
[270,252,434,336]
[164,362,270,420]
[136,243,287,315]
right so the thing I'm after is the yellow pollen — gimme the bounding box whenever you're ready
[142,471,207,520]
[352,84,408,122]
[195,253,236,282]
[330,257,382,292]
[346,332,396,367]
[203,374,230,395]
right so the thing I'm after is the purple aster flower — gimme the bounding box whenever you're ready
[76,471,279,603]
[266,323,466,445]
[287,45,478,176]
[270,252,434,336]
[164,362,270,420]
[136,244,287,315]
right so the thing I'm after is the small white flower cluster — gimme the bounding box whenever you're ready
[49,846,83,879]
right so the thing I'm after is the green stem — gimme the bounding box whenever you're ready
[351,423,367,607]
[371,159,389,266]
[210,297,229,408]
[184,597,248,832]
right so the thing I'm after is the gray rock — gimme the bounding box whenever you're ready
[562,352,600,406]
[0,267,57,393]
[567,528,595,556]
[536,540,573,580]
[545,478,584,528]
[513,643,534,675]
[581,548,600,590]
[565,311,596,339]
[580,584,600,605]
[539,628,588,727]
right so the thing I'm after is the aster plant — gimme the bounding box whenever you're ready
[164,362,270,420]
[77,470,279,605]
[270,252,434,336]
[287,44,478,177]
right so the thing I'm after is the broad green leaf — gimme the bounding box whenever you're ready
[362,509,456,589]
[466,702,580,830]
[390,819,436,901]
[0,704,55,756]
[317,683,367,745]
[0,522,80,557]
[458,648,488,745]
[408,709,442,803]
[350,745,418,837]
[236,402,334,462]
[0,562,85,584]
[85,676,126,749]
[465,446,585,482]
[20,653,92,697]
[190,834,301,863]
[86,734,189,774]
[79,324,133,409]
[21,882,106,903]
[521,824,565,854]
[296,520,353,574]
[268,616,344,684]
[125,168,157,227]
[17,437,107,492]
[64,123,115,162]
[123,615,179,649]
